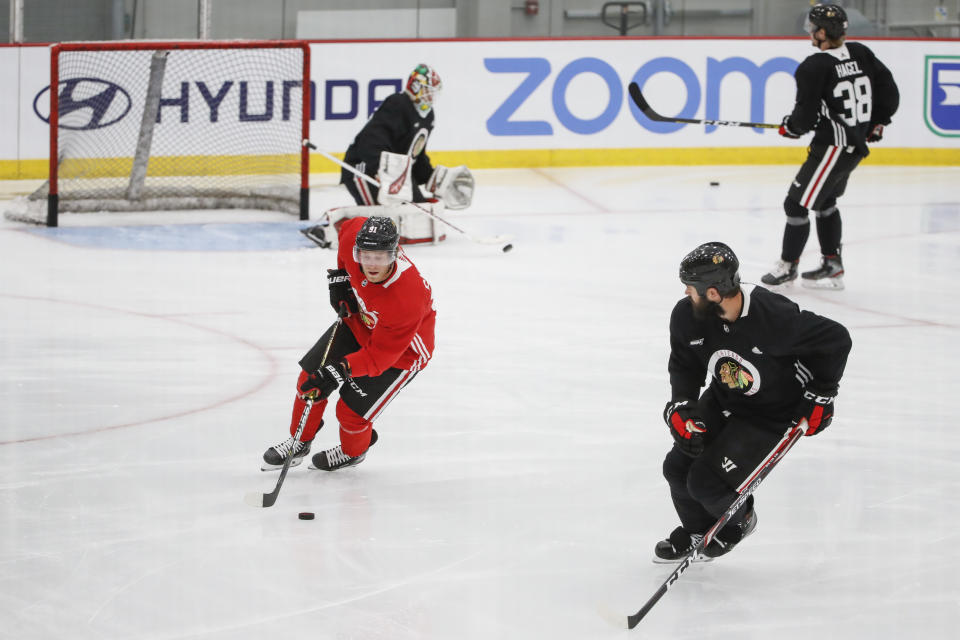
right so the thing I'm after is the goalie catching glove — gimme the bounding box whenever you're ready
[663,399,707,457]
[427,165,474,210]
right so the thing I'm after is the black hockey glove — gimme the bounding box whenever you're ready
[866,124,884,143]
[299,361,350,400]
[327,268,358,318]
[663,399,707,457]
[794,383,836,436]
[778,116,802,139]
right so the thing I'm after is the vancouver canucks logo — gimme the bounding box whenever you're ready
[924,55,960,137]
[707,349,761,396]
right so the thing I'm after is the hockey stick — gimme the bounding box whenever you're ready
[628,82,779,129]
[303,140,514,251]
[244,317,342,509]
[626,421,805,629]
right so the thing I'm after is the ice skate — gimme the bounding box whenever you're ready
[261,436,312,471]
[310,430,379,471]
[760,259,798,286]
[703,507,758,559]
[653,527,712,564]
[801,254,844,290]
[300,224,332,248]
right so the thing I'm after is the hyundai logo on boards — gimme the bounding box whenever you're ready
[33,78,132,130]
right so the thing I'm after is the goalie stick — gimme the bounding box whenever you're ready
[244,316,342,509]
[625,421,805,629]
[303,140,513,251]
[628,82,779,129]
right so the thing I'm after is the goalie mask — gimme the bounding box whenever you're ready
[679,242,741,297]
[405,64,442,117]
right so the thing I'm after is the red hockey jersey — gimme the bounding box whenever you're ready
[337,217,436,378]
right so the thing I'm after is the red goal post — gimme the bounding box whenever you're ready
[35,39,311,227]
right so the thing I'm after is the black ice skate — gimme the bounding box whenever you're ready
[261,436,313,471]
[801,253,844,290]
[653,527,711,564]
[310,430,379,471]
[761,259,798,286]
[703,507,758,559]
[300,225,332,248]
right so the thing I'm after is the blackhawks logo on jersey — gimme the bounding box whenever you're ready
[708,349,761,396]
[360,310,379,330]
[719,361,754,390]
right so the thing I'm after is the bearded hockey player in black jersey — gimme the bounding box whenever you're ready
[656,242,851,562]
[762,4,899,290]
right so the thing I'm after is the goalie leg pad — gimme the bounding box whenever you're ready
[321,203,447,245]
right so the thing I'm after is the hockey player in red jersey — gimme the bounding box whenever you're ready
[762,3,899,290]
[261,216,435,471]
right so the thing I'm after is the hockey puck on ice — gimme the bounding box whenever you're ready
[709,181,720,186]
[298,512,315,520]
[502,243,513,253]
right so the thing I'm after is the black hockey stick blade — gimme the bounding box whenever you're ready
[628,82,779,129]
[625,423,805,628]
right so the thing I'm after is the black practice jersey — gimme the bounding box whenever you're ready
[788,41,899,156]
[668,285,852,421]
[342,93,435,185]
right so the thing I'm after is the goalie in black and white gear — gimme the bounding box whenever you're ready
[302,63,476,248]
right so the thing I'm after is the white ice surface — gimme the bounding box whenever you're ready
[1,165,958,639]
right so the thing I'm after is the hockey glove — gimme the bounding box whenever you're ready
[794,383,836,436]
[663,399,707,457]
[299,361,350,400]
[866,124,884,143]
[778,116,802,139]
[427,165,475,210]
[327,269,358,318]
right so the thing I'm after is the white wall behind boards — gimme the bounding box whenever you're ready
[1,37,958,178]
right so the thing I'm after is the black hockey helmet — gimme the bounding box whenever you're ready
[354,216,399,263]
[679,242,741,297]
[807,4,848,40]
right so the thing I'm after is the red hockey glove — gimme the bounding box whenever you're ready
[794,384,836,436]
[663,399,707,457]
[299,361,349,400]
[778,116,802,139]
[866,124,884,143]
[327,268,358,318]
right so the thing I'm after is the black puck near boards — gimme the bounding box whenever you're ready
[298,512,315,520]
[709,181,720,186]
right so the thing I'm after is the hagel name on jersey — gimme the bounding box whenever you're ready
[834,60,863,79]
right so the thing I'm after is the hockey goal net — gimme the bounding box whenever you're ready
[7,40,310,226]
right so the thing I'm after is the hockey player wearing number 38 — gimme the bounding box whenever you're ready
[261,216,436,472]
[655,242,851,562]
[762,3,899,290]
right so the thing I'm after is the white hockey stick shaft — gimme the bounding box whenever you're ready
[626,420,806,628]
[303,139,512,249]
